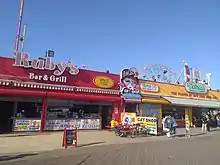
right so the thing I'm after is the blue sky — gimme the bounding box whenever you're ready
[1,0,220,88]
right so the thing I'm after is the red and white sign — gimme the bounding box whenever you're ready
[13,52,80,83]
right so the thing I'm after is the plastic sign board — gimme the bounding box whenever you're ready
[13,52,79,83]
[140,83,159,93]
[185,82,207,94]
[93,76,114,88]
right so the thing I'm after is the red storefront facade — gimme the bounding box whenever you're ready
[0,54,121,133]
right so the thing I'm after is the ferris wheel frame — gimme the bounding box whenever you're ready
[140,64,183,84]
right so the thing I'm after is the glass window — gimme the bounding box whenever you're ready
[142,104,160,117]
[162,105,185,119]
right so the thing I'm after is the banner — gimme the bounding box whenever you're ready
[136,116,158,135]
[45,118,101,131]
[13,119,41,132]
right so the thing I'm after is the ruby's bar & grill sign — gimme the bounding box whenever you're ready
[13,52,79,83]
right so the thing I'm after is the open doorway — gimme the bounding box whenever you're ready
[0,101,14,134]
[101,105,112,129]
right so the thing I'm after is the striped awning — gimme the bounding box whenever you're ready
[163,96,220,109]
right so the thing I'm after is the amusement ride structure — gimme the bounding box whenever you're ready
[139,61,212,88]
[139,64,185,84]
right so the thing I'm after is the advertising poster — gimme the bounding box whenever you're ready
[136,116,158,135]
[45,119,101,131]
[120,68,141,101]
[13,119,41,132]
[120,112,137,124]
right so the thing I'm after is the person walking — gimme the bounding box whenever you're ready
[162,115,172,138]
[216,113,220,128]
[206,114,211,132]
[171,117,177,137]
[192,116,197,128]
[201,113,207,133]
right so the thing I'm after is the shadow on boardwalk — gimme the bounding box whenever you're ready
[0,153,38,162]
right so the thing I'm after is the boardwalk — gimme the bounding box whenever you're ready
[0,130,219,165]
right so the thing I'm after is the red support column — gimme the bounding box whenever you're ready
[119,97,125,122]
[112,103,119,122]
[40,97,48,132]
[120,97,124,113]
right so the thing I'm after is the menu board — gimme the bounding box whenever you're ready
[66,129,76,146]
[45,118,101,131]
[13,119,41,132]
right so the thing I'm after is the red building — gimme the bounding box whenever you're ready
[0,54,121,133]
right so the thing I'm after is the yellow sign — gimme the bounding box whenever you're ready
[136,116,158,135]
[140,80,220,101]
[120,113,136,124]
[140,83,159,93]
[93,76,114,89]
[136,116,157,126]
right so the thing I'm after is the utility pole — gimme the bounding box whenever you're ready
[14,0,24,53]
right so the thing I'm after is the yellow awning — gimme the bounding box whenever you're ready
[142,98,170,104]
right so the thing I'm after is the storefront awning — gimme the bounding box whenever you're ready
[142,98,170,104]
[163,96,220,109]
[123,93,141,103]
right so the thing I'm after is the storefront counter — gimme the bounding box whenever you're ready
[13,118,41,132]
[45,118,101,131]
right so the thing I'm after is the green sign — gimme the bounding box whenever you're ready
[185,82,207,94]
[140,83,159,92]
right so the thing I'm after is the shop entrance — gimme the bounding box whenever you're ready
[0,101,14,133]
[101,105,112,129]
[162,105,185,127]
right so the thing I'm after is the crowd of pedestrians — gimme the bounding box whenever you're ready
[161,111,220,138]
[201,111,220,133]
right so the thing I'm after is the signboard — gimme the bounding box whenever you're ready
[13,52,79,83]
[45,119,101,130]
[140,80,219,100]
[185,82,207,94]
[13,119,41,132]
[136,116,158,135]
[140,83,159,93]
[93,76,114,88]
[120,68,141,100]
[120,68,139,94]
[120,113,136,124]
[62,128,77,148]
[192,68,202,81]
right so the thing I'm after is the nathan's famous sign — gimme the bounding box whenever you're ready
[13,52,79,83]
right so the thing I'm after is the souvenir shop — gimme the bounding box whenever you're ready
[0,53,121,133]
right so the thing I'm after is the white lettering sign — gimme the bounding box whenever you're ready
[29,73,67,83]
[13,52,79,76]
